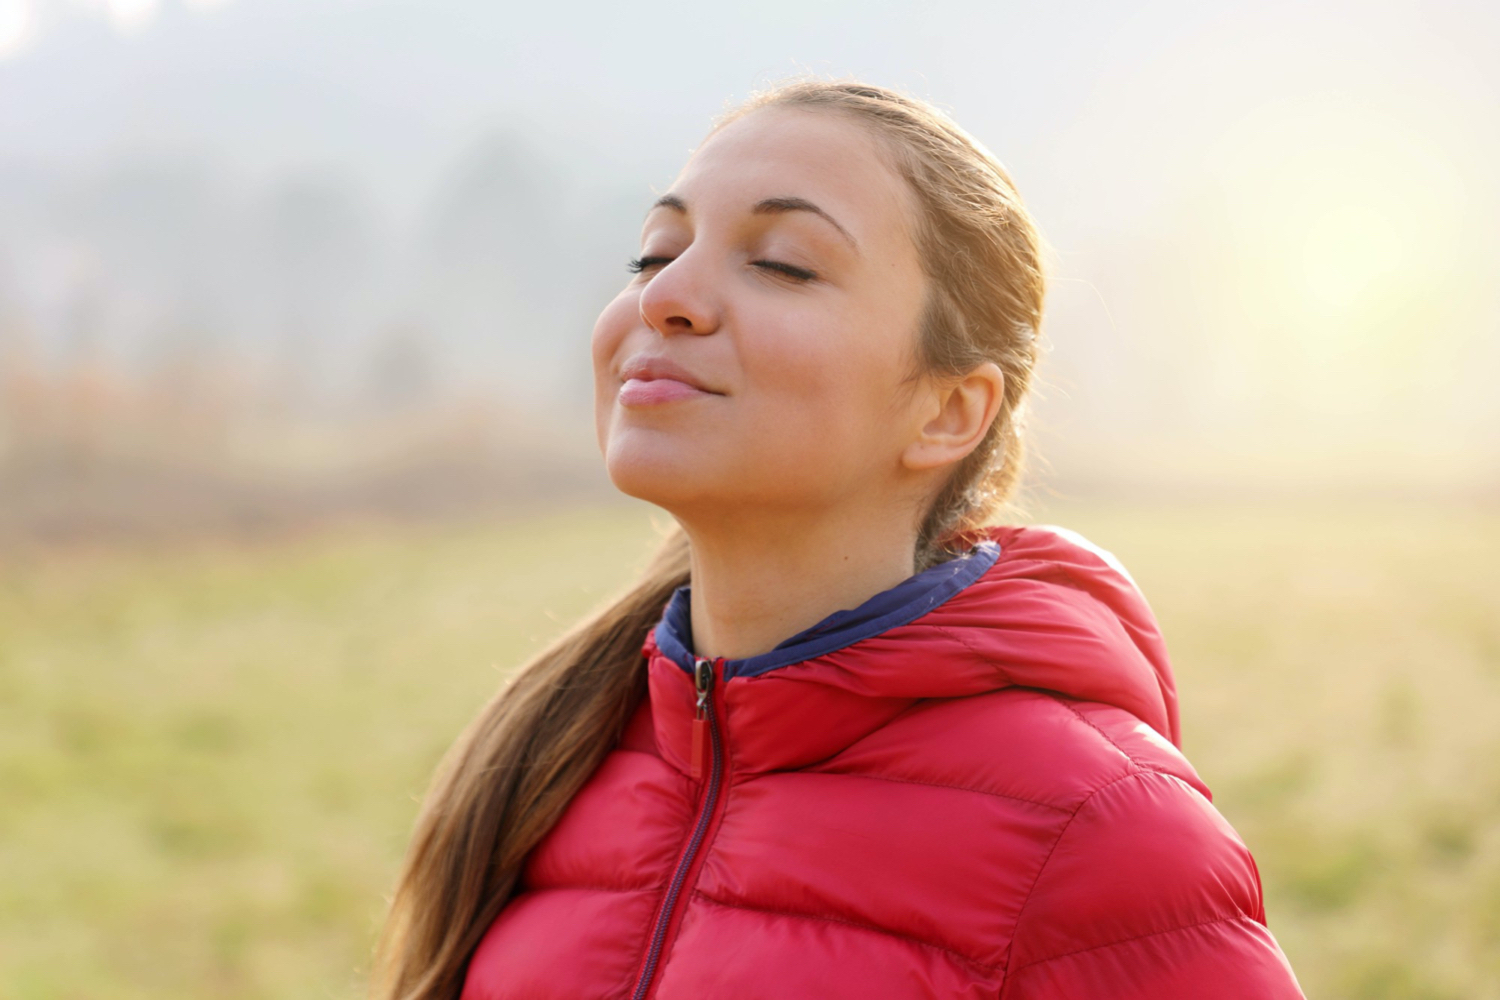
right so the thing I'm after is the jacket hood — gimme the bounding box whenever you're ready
[642,524,1181,776]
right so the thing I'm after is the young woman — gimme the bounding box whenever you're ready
[373,80,1305,999]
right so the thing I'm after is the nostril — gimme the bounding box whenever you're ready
[655,315,694,333]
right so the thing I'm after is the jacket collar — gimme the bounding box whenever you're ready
[641,524,1181,776]
[651,541,1001,680]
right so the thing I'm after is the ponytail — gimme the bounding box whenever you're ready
[371,526,691,1000]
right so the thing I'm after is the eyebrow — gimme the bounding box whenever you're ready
[648,193,859,252]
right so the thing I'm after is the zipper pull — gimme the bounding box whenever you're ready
[690,656,714,782]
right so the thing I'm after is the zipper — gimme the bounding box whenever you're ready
[630,655,726,1000]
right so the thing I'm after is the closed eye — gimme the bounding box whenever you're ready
[753,260,817,282]
[626,256,817,282]
[626,256,673,274]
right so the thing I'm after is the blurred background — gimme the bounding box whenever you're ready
[0,0,1496,997]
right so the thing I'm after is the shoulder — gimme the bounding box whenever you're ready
[998,749,1301,995]
[841,686,1208,817]
[829,688,1269,947]
[855,689,1265,929]
[967,694,1273,987]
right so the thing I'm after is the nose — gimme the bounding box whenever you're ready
[637,250,720,337]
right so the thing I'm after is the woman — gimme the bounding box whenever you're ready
[374,80,1305,999]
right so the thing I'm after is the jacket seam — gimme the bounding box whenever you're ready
[928,623,1017,686]
[691,889,1005,974]
[1006,912,1248,976]
[802,767,1073,814]
[785,696,933,773]
[1051,696,1146,769]
[1000,768,1147,983]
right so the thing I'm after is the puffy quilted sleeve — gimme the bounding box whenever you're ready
[1000,768,1305,999]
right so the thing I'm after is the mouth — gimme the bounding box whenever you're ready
[617,356,722,407]
[618,377,714,406]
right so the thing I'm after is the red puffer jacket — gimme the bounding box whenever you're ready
[462,525,1305,999]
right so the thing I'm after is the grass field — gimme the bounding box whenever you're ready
[1,502,1497,998]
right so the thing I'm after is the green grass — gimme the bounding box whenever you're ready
[1,502,1497,998]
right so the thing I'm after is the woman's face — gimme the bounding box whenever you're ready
[592,106,931,520]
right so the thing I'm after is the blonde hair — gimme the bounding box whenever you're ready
[371,79,1046,1000]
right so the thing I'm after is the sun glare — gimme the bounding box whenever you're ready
[107,0,160,34]
[1301,200,1403,314]
[0,0,239,56]
[0,0,29,59]
[1209,99,1467,342]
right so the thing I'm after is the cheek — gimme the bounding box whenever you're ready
[743,315,910,458]
[591,290,638,447]
[591,290,636,377]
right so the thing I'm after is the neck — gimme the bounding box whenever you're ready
[678,505,920,661]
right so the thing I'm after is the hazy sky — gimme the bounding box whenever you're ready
[3,0,1497,486]
[4,0,1494,215]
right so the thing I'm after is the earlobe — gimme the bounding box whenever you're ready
[901,362,1005,472]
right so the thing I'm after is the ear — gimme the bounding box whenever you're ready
[900,362,1006,472]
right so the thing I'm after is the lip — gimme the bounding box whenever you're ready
[619,378,709,406]
[617,355,722,407]
[619,355,716,390]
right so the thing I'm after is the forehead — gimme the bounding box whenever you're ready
[665,107,917,248]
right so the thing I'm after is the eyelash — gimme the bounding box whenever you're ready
[626,256,817,283]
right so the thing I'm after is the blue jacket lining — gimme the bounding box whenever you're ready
[652,541,1000,680]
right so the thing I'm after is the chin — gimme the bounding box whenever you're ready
[603,436,726,511]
